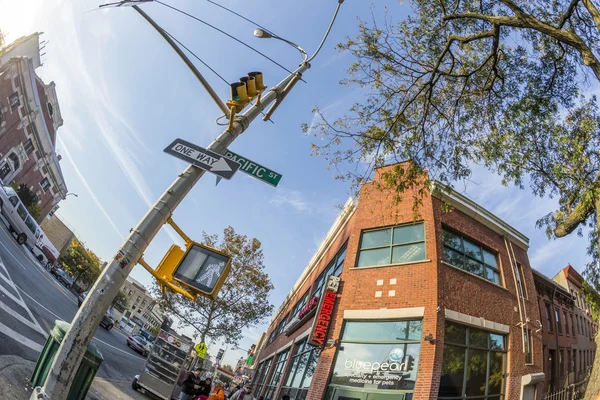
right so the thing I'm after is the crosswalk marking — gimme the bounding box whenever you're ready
[0,320,43,352]
[0,298,46,335]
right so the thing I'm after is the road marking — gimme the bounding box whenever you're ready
[0,231,76,304]
[0,278,26,307]
[0,298,47,335]
[0,320,43,352]
[16,286,145,360]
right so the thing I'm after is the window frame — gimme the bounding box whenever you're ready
[545,303,554,333]
[524,328,533,364]
[281,339,321,398]
[356,222,426,268]
[9,92,20,111]
[439,322,507,400]
[564,310,570,337]
[555,309,563,335]
[262,349,289,399]
[442,227,503,286]
[40,178,51,192]
[571,314,576,337]
[312,244,346,297]
[515,263,527,299]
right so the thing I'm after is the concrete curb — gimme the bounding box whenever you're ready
[0,355,35,400]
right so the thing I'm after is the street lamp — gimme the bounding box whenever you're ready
[253,29,308,62]
[65,193,78,198]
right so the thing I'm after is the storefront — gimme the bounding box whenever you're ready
[326,319,421,400]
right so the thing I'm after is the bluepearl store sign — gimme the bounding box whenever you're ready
[329,320,422,391]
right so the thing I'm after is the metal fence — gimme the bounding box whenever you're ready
[543,369,591,400]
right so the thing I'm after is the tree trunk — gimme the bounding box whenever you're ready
[583,201,600,400]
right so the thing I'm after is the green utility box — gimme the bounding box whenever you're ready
[30,320,104,400]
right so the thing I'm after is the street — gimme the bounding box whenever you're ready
[0,218,146,386]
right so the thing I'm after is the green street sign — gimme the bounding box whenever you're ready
[224,150,282,187]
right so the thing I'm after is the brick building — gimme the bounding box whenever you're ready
[114,276,164,335]
[39,214,75,255]
[0,33,68,221]
[252,164,544,400]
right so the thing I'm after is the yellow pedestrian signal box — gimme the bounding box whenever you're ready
[172,241,231,300]
[139,219,232,301]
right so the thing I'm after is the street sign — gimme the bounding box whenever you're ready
[164,139,240,180]
[195,342,208,359]
[224,149,282,187]
[216,348,225,363]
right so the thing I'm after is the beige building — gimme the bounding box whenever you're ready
[39,214,74,255]
[116,276,164,336]
[552,264,598,380]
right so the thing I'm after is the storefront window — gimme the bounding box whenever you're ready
[438,322,507,399]
[281,340,321,400]
[263,349,289,399]
[254,358,272,396]
[329,319,422,395]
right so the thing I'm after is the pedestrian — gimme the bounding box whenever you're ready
[208,379,226,400]
[179,367,204,400]
[231,384,254,400]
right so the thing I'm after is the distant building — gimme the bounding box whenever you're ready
[116,276,164,335]
[39,214,75,255]
[0,33,67,221]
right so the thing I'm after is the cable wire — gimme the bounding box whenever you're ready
[205,0,276,37]
[162,28,229,85]
[308,1,343,62]
[155,0,294,74]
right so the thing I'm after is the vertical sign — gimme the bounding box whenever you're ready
[308,276,341,347]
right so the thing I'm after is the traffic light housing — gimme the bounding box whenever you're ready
[227,72,266,113]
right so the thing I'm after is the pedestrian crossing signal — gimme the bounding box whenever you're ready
[172,242,231,300]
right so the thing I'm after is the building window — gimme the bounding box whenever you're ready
[266,330,276,345]
[136,296,141,303]
[439,322,506,399]
[262,349,289,399]
[574,350,577,375]
[8,152,20,171]
[442,228,502,285]
[312,245,346,296]
[275,313,289,337]
[47,102,54,116]
[555,309,562,335]
[253,359,272,396]
[330,320,422,392]
[40,178,51,192]
[281,340,320,399]
[357,223,425,267]
[564,311,570,336]
[290,291,309,320]
[559,349,564,377]
[24,139,34,155]
[9,92,19,111]
[568,349,572,373]
[545,304,553,333]
[524,329,532,364]
[571,314,576,337]
[0,162,10,181]
[141,300,147,306]
[515,263,527,298]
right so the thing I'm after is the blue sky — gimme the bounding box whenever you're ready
[0,0,594,367]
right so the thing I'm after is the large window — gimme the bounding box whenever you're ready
[442,228,502,286]
[571,314,576,337]
[9,92,20,111]
[555,309,562,335]
[545,304,554,333]
[313,245,346,296]
[330,320,422,392]
[357,223,425,267]
[439,322,507,399]
[254,358,272,396]
[564,311,570,336]
[263,349,289,399]
[290,291,309,320]
[40,178,51,192]
[281,340,320,400]
[559,349,564,377]
[275,313,289,336]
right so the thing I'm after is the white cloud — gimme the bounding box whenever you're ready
[58,137,124,239]
[269,188,312,213]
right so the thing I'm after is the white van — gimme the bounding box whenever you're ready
[0,185,42,248]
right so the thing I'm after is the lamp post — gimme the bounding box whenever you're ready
[253,29,308,62]
[65,193,78,198]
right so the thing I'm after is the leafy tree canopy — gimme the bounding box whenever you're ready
[154,226,275,347]
[12,183,40,219]
[59,239,101,288]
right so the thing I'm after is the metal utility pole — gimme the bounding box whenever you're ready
[30,1,342,398]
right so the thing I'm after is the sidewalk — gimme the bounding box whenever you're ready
[0,355,150,400]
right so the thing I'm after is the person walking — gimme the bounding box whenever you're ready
[179,367,204,400]
[208,379,226,400]
[231,384,254,400]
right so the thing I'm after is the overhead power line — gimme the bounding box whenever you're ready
[204,0,276,37]
[154,0,294,74]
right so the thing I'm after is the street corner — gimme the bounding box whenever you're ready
[0,355,36,400]
[88,377,156,400]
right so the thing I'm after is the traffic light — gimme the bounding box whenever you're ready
[227,72,266,113]
[406,355,415,371]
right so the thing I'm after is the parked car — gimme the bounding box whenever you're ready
[127,335,150,356]
[77,291,88,307]
[100,309,115,331]
[0,185,41,247]
[54,268,73,288]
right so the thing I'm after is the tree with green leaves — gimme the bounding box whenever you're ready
[307,0,600,395]
[12,183,41,220]
[153,226,274,347]
[111,290,129,313]
[59,239,101,289]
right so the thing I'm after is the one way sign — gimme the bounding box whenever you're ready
[164,139,240,180]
